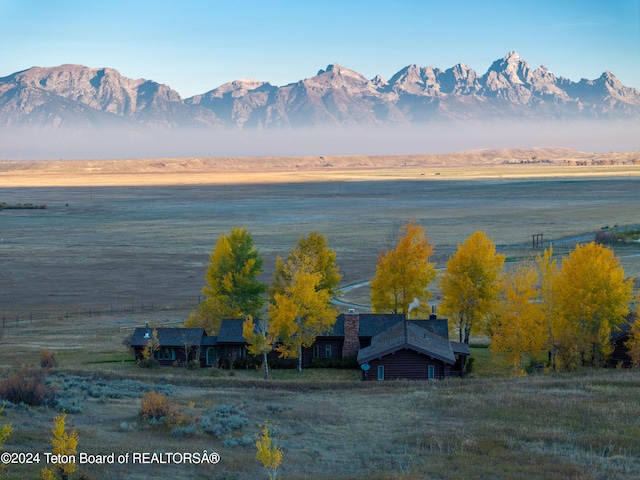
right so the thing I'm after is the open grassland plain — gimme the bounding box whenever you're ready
[1,149,640,318]
[1,149,640,479]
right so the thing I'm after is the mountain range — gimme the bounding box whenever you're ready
[2,52,640,130]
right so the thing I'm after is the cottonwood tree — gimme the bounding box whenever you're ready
[370,218,437,318]
[553,242,633,368]
[271,231,342,300]
[489,262,547,373]
[439,231,505,344]
[186,226,267,333]
[268,254,338,371]
[243,315,274,379]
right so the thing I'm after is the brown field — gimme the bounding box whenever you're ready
[1,147,640,187]
[2,148,639,318]
[1,148,640,479]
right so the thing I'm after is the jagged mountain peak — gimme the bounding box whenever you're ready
[2,53,640,130]
[315,63,369,82]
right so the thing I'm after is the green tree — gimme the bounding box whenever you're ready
[272,231,342,300]
[553,242,633,367]
[370,218,438,317]
[439,231,505,344]
[243,315,275,379]
[489,262,547,373]
[186,226,267,333]
[268,254,338,371]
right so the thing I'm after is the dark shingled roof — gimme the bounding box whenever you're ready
[129,327,206,347]
[217,319,247,343]
[451,341,471,356]
[357,321,456,365]
[327,313,450,339]
[201,336,218,346]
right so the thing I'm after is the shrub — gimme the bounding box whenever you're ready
[187,359,200,370]
[200,404,249,438]
[137,357,159,369]
[171,424,197,438]
[466,356,475,374]
[55,396,84,414]
[310,354,358,369]
[139,390,183,427]
[40,349,58,369]
[0,368,56,407]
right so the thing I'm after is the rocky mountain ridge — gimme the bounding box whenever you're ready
[2,52,639,129]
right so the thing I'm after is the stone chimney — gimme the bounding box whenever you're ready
[342,309,360,358]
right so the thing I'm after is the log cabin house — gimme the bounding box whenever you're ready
[129,327,206,366]
[607,312,638,368]
[129,310,470,379]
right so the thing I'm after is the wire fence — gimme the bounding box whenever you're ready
[1,298,201,330]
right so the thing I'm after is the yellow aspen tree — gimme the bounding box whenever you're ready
[439,231,505,344]
[624,316,640,367]
[553,242,633,367]
[0,408,11,449]
[41,413,79,480]
[141,328,160,361]
[535,246,559,365]
[370,218,437,317]
[268,255,338,372]
[187,226,266,333]
[243,315,275,379]
[0,407,12,475]
[272,231,342,300]
[623,292,640,367]
[255,421,282,480]
[490,262,547,373]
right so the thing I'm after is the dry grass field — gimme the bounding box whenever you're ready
[1,148,640,479]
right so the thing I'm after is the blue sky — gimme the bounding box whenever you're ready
[2,0,639,98]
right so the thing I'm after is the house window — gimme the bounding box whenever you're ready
[377,365,384,381]
[313,345,320,358]
[325,345,332,358]
[428,365,435,380]
[157,348,175,361]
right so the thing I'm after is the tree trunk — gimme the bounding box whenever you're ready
[262,352,269,379]
[297,345,302,372]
